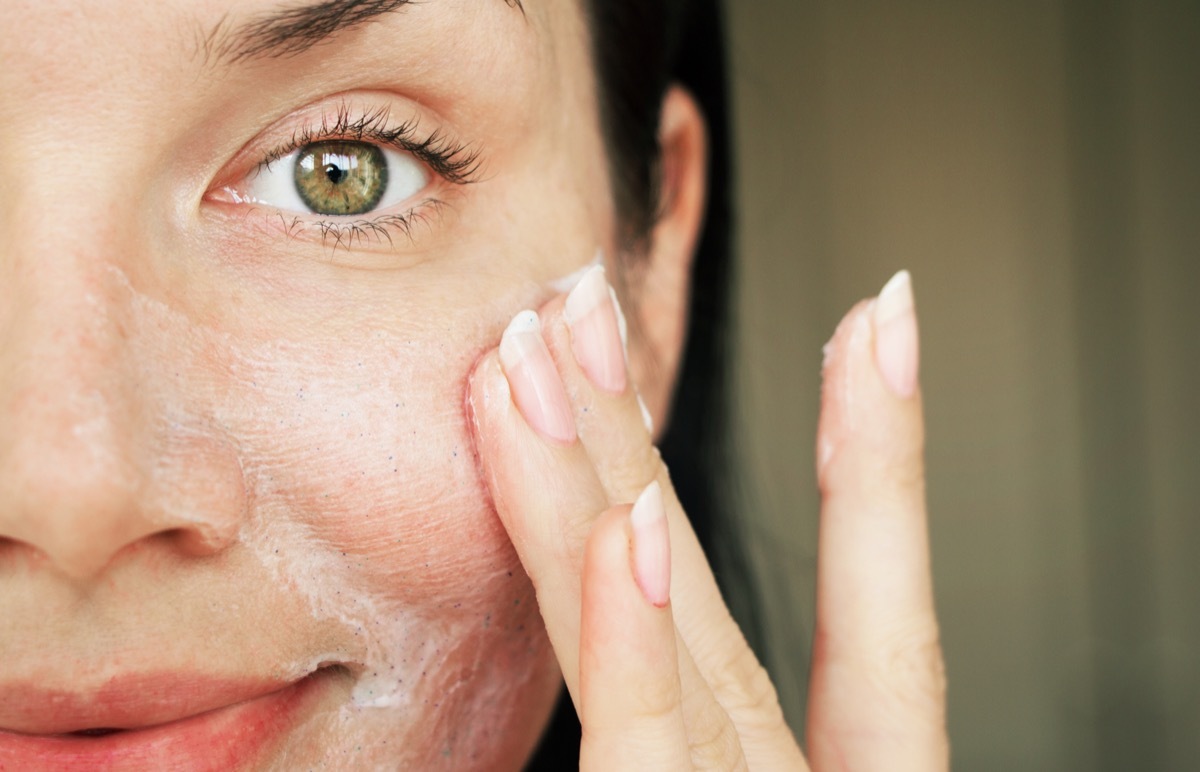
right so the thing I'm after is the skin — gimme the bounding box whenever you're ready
[0,0,948,769]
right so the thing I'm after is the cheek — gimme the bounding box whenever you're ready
[210,329,562,760]
[127,283,561,753]
[222,334,515,608]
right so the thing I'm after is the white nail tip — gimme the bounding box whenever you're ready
[563,265,608,325]
[499,310,542,369]
[548,249,604,293]
[608,285,629,352]
[637,393,654,434]
[874,269,914,325]
[630,480,664,529]
[504,309,540,336]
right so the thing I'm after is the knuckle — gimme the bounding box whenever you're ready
[687,699,747,771]
[711,640,786,723]
[631,672,684,722]
[877,620,948,717]
[706,638,794,753]
[604,441,662,498]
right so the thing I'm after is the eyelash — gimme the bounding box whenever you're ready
[254,105,481,247]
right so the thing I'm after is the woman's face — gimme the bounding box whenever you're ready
[0,0,624,768]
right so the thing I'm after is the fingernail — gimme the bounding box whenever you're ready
[564,266,628,394]
[873,270,920,398]
[500,310,577,443]
[630,481,670,608]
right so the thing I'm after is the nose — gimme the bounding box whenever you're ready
[0,241,246,580]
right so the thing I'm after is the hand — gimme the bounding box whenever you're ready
[468,266,947,770]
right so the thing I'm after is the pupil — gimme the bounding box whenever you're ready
[293,141,388,216]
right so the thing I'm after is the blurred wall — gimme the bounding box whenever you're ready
[723,2,1198,769]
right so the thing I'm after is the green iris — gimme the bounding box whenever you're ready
[293,141,389,216]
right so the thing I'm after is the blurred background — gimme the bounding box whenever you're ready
[722,1,1198,769]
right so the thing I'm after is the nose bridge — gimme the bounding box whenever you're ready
[4,244,138,466]
[0,239,159,577]
[0,26,249,579]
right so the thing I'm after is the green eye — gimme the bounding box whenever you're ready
[293,141,389,216]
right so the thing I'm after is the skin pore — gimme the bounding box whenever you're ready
[0,0,692,768]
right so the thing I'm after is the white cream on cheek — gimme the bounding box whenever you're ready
[547,247,604,293]
[111,267,560,767]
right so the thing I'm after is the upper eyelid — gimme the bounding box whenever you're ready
[259,105,481,185]
[211,93,484,193]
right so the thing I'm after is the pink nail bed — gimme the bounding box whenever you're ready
[630,481,670,608]
[564,266,628,394]
[873,270,920,399]
[499,310,577,444]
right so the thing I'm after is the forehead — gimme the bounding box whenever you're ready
[0,0,581,111]
[0,0,602,183]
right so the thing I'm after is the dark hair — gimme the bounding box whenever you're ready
[526,1,754,767]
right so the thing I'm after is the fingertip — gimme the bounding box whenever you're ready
[580,506,690,768]
[581,505,635,595]
[466,349,509,435]
[816,299,875,485]
[816,276,925,489]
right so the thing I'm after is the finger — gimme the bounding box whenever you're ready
[542,268,738,657]
[807,271,949,771]
[526,268,737,669]
[541,267,803,767]
[469,305,755,770]
[468,315,610,706]
[578,489,691,772]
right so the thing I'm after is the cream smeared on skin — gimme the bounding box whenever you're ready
[818,301,874,480]
[3,0,620,764]
[98,263,560,768]
[548,248,604,293]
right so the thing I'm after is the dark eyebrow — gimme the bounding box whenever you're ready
[202,0,523,65]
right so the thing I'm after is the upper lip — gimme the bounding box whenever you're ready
[0,672,312,735]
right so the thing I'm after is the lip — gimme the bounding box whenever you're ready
[0,668,337,771]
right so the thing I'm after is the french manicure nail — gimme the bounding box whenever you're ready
[630,481,670,608]
[564,266,628,394]
[873,270,920,398]
[499,310,577,443]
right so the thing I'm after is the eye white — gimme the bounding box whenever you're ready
[243,144,430,215]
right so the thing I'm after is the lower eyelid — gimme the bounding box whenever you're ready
[228,196,452,256]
